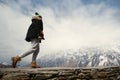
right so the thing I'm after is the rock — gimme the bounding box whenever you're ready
[0,67,120,80]
[2,73,29,80]
[78,73,86,78]
[91,69,98,78]
[98,72,107,78]
[0,71,3,78]
[117,75,120,80]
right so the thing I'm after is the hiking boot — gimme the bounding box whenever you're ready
[31,61,40,68]
[11,55,21,68]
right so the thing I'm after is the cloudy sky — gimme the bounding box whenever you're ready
[0,0,120,62]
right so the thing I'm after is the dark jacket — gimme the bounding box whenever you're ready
[25,19,43,42]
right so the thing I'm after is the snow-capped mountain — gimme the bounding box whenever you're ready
[2,62,10,65]
[38,47,120,67]
[0,62,12,68]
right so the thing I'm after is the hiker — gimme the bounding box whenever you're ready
[12,12,44,68]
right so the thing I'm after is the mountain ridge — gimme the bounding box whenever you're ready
[38,47,120,67]
[1,46,120,68]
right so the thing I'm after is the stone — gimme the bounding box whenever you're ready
[91,69,98,78]
[78,73,86,78]
[2,73,29,80]
[58,71,73,76]
[0,71,3,78]
[98,72,107,78]
[117,75,120,80]
[0,67,120,80]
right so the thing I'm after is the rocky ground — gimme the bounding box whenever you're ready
[0,66,120,80]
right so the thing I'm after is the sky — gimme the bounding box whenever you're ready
[0,0,120,62]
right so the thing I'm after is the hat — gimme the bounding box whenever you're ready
[32,12,42,20]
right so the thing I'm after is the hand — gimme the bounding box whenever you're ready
[40,31,44,35]
[39,31,45,40]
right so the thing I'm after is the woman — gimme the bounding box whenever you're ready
[12,12,44,68]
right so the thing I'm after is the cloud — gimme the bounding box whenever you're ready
[41,1,120,51]
[0,3,31,62]
[0,0,120,62]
